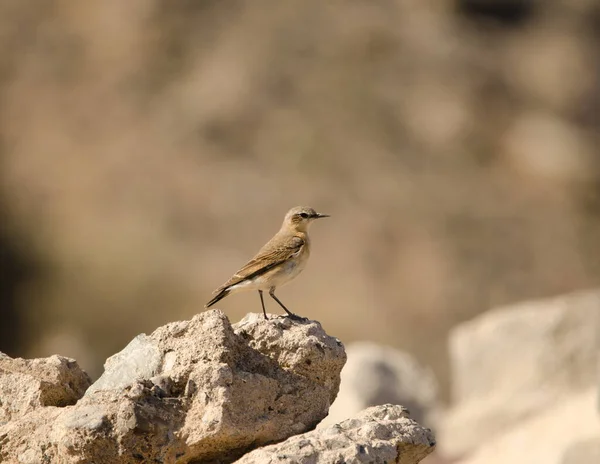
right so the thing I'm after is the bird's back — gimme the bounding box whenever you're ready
[215,230,308,293]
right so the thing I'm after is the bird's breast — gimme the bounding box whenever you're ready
[261,245,309,288]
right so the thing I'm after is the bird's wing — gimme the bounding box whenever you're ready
[214,235,305,292]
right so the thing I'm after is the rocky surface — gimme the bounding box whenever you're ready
[233,313,345,405]
[321,342,439,429]
[439,290,600,456]
[0,311,436,464]
[237,404,436,464]
[0,310,348,463]
[0,352,91,424]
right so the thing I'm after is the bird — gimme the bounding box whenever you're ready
[205,206,329,320]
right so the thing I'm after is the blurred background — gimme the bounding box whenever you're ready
[0,0,599,462]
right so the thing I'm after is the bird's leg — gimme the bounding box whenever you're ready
[258,290,268,320]
[269,288,304,320]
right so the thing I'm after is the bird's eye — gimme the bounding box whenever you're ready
[299,212,309,219]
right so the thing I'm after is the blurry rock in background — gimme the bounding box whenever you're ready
[459,388,599,464]
[561,437,600,464]
[321,342,439,429]
[439,290,600,463]
[0,0,599,407]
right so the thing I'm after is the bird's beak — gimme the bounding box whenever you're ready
[314,213,330,219]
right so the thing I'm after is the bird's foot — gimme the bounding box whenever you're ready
[284,312,308,322]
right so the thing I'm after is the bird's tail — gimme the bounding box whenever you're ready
[205,287,230,308]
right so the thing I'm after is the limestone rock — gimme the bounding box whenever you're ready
[561,437,600,464]
[0,352,91,425]
[232,313,345,404]
[236,404,436,464]
[459,387,599,464]
[0,310,346,464]
[85,333,162,394]
[440,290,600,456]
[320,342,439,428]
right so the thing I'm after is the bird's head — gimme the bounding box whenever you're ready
[283,206,329,232]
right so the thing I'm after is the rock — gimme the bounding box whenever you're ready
[458,387,600,464]
[320,342,438,429]
[236,404,436,464]
[232,313,345,405]
[439,290,600,457]
[0,352,91,425]
[0,310,346,464]
[85,334,162,394]
[561,437,600,464]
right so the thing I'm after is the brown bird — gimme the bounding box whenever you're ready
[205,206,329,319]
